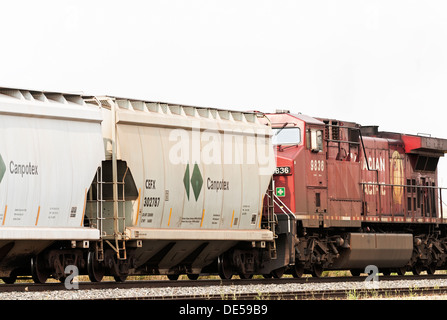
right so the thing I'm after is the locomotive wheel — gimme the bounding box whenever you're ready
[427,264,436,275]
[311,265,323,278]
[238,273,253,279]
[218,253,233,280]
[381,269,391,276]
[350,269,362,277]
[262,273,273,279]
[87,251,105,282]
[31,254,50,284]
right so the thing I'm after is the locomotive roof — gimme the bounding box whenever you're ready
[291,113,325,125]
[266,111,325,126]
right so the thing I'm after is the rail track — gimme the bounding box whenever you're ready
[151,286,447,300]
[2,274,447,300]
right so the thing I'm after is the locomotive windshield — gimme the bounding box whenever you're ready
[272,127,301,145]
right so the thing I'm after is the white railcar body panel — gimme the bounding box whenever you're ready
[104,99,275,236]
[0,227,100,240]
[126,227,274,241]
[0,88,105,230]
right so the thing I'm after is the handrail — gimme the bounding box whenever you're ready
[360,181,446,220]
[360,182,447,190]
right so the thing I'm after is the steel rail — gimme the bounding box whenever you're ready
[151,285,447,300]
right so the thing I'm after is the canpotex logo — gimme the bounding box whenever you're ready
[0,154,5,184]
[183,162,203,201]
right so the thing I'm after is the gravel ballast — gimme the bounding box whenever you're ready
[2,278,447,300]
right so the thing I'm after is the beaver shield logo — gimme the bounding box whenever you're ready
[391,150,404,204]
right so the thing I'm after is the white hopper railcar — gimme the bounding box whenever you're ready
[0,87,276,283]
[0,87,103,283]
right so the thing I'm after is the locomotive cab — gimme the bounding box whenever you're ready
[267,111,330,228]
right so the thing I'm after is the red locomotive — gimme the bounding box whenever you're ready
[256,110,447,278]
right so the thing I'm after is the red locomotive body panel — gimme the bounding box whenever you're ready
[266,111,447,228]
[360,136,406,220]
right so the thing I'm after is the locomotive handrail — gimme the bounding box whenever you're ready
[360,181,446,220]
[273,196,294,215]
[324,123,362,145]
[360,181,447,189]
[264,192,294,215]
[323,123,360,130]
[325,139,361,145]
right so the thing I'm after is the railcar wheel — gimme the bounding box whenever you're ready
[87,251,105,282]
[311,264,323,278]
[31,254,50,284]
[271,267,285,279]
[238,273,253,279]
[262,273,272,279]
[292,264,304,278]
[218,253,233,280]
[114,275,127,282]
[1,275,16,284]
[167,274,179,280]
[412,264,423,276]
[187,274,200,280]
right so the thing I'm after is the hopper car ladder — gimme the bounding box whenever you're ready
[85,96,128,262]
[91,164,128,261]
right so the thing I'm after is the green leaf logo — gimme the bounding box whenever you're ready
[191,163,203,201]
[183,162,203,201]
[183,163,190,200]
[0,154,5,184]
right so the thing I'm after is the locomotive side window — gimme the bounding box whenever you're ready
[272,127,301,145]
[315,193,321,207]
[308,129,323,152]
[411,154,439,172]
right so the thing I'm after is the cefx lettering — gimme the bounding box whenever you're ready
[9,161,38,177]
[145,179,156,189]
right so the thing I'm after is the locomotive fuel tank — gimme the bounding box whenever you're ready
[331,233,413,269]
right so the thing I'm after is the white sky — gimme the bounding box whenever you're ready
[0,0,446,189]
